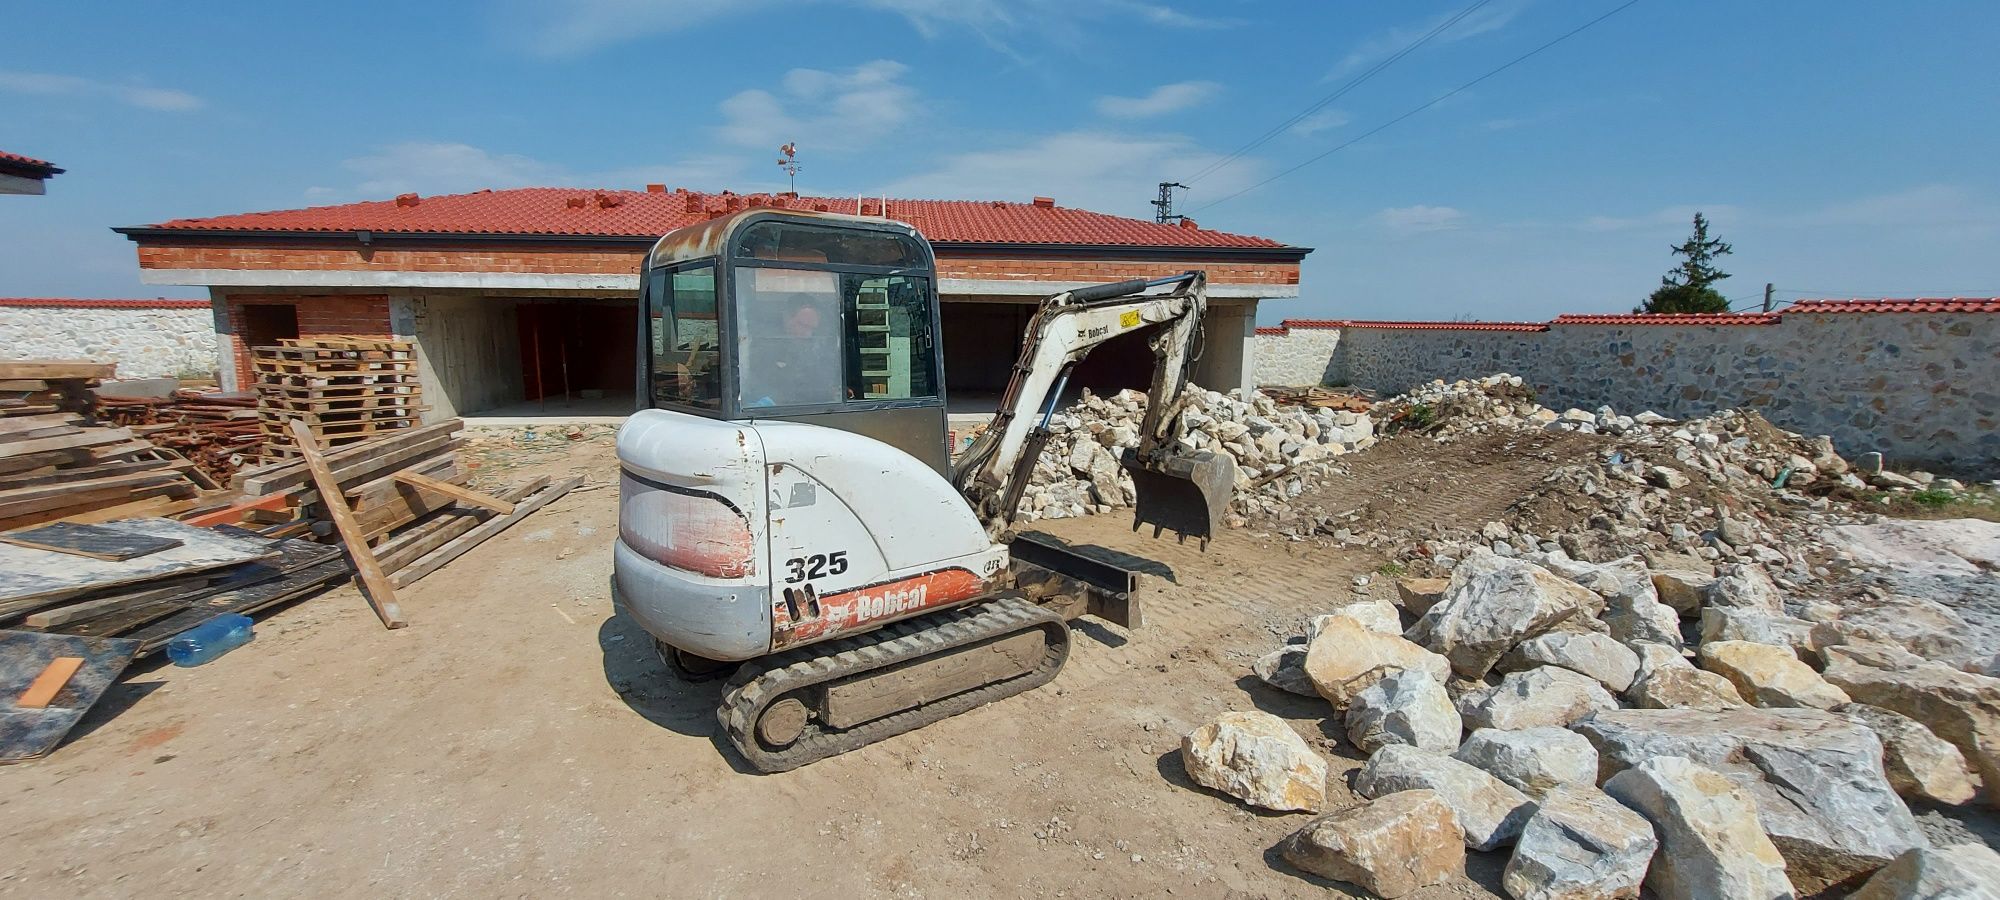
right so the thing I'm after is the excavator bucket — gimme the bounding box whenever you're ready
[1122,449,1235,546]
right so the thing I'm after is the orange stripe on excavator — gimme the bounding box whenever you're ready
[772,568,989,649]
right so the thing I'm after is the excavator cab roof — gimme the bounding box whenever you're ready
[641,209,951,473]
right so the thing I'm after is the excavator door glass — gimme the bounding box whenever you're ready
[646,263,721,410]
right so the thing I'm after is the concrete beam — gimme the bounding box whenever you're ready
[0,173,48,195]
[939,277,1295,299]
[142,268,640,291]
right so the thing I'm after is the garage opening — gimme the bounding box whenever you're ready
[939,298,1159,415]
[239,303,300,350]
[513,299,638,415]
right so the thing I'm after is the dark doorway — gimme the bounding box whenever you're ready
[238,303,299,352]
[516,299,638,406]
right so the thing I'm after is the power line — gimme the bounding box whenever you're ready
[1180,0,1497,187]
[1773,288,2000,297]
[1193,0,1644,214]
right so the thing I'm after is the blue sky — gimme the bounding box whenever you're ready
[2,0,1996,321]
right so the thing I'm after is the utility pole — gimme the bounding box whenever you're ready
[1152,182,1187,224]
[1762,282,1774,313]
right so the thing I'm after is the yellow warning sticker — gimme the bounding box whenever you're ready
[1119,310,1142,328]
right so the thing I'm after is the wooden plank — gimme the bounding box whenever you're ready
[233,419,461,493]
[127,558,353,654]
[373,477,546,572]
[0,522,184,561]
[392,471,513,514]
[0,428,133,458]
[287,419,404,629]
[0,482,191,523]
[0,414,81,437]
[390,476,580,588]
[0,380,49,392]
[55,496,197,526]
[0,361,115,380]
[18,574,216,628]
[0,469,187,507]
[0,459,180,491]
[288,438,463,505]
[14,657,85,709]
[343,454,456,508]
[0,631,140,763]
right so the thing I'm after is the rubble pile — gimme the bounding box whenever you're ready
[1013,385,1375,523]
[1191,539,2000,896]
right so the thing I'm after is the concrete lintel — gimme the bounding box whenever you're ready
[141,268,641,291]
[939,277,1294,299]
[0,173,48,195]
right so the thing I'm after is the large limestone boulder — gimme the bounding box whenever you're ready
[1650,568,1714,617]
[1602,756,1795,900]
[1181,711,1328,812]
[1500,632,1641,692]
[1823,642,2000,805]
[1304,617,1453,707]
[1502,785,1658,900]
[1311,598,1404,638]
[1700,640,1852,709]
[1459,667,1618,731]
[1833,703,1978,806]
[1352,744,1537,851]
[1452,727,1598,797]
[1810,595,1979,669]
[1850,844,2000,900]
[1279,789,1466,898]
[1626,642,1749,712]
[1700,607,1816,657]
[1345,668,1463,754]
[1576,706,1926,892]
[1533,552,1683,648]
[1252,645,1318,697]
[1395,576,1450,617]
[1408,549,1600,679]
[1703,563,1786,616]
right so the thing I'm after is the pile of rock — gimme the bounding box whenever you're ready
[1178,543,2000,897]
[1013,385,1375,523]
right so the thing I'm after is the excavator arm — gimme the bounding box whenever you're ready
[952,271,1234,545]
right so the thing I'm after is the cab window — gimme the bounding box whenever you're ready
[648,263,721,410]
[734,220,924,268]
[733,267,938,409]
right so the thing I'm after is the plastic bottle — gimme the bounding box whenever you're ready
[166,614,256,667]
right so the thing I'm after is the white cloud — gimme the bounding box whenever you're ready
[1290,108,1350,136]
[511,0,1228,57]
[319,141,745,200]
[1095,81,1220,119]
[1329,0,1527,79]
[1377,205,1467,234]
[1581,204,1741,233]
[0,69,202,111]
[716,60,916,151]
[884,129,1263,219]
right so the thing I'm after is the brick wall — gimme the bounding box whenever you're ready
[224,293,391,386]
[137,243,1300,286]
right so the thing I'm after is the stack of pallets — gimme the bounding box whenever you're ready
[255,338,423,458]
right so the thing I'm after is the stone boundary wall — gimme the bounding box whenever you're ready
[1254,305,1999,470]
[0,298,219,378]
[1253,324,1340,385]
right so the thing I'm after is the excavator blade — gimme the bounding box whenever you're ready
[1122,449,1234,546]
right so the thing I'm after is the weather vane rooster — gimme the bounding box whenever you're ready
[776,143,801,195]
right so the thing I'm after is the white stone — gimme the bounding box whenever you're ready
[1850,844,2000,900]
[1304,617,1453,708]
[1252,645,1317,697]
[1702,564,1786,616]
[1459,667,1619,731]
[1502,785,1658,900]
[1452,727,1598,797]
[1834,703,1979,806]
[1309,597,1403,639]
[1353,744,1537,851]
[1181,710,1328,812]
[1602,756,1795,900]
[1822,643,2000,807]
[1280,789,1466,898]
[1409,549,1600,679]
[1346,668,1463,754]
[1699,640,1851,709]
[1500,632,1641,692]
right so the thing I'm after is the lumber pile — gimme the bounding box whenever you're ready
[255,337,424,459]
[99,389,264,483]
[0,362,212,529]
[0,518,348,655]
[223,418,578,627]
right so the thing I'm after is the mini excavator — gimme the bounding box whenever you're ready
[615,208,1232,771]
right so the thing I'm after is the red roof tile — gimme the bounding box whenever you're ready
[0,151,63,177]
[1253,326,1289,335]
[134,187,1295,250]
[0,297,209,309]
[1781,297,2000,315]
[1552,313,1779,326]
[1338,320,1550,332]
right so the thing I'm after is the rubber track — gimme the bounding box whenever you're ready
[717,596,1070,773]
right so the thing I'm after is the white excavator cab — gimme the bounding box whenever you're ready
[619,207,1233,771]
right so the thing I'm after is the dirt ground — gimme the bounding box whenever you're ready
[0,431,1984,898]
